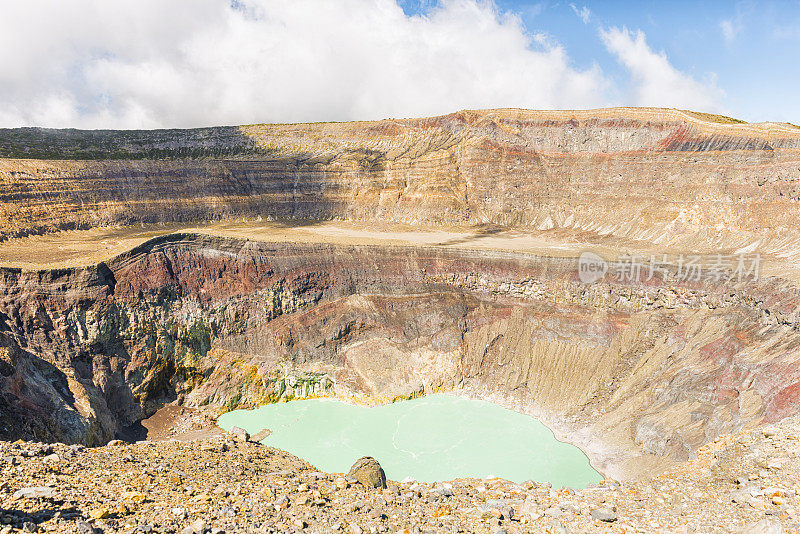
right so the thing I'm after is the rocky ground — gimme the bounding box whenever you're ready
[139,407,223,443]
[2,409,800,534]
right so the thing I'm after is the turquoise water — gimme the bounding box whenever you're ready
[217,394,602,487]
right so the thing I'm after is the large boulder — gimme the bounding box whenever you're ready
[347,457,387,489]
[228,426,250,442]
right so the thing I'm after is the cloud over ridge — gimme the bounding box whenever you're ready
[0,0,722,128]
[600,27,724,113]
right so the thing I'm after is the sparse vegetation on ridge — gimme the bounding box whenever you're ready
[0,126,264,160]
[682,110,747,124]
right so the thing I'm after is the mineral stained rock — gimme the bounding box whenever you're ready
[1,231,798,479]
[1,108,800,484]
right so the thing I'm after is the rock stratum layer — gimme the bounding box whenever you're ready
[2,108,800,483]
[2,108,800,251]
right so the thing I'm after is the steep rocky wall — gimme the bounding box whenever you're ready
[1,109,800,250]
[3,107,800,480]
[2,233,800,479]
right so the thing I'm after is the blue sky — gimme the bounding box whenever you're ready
[1,0,798,128]
[400,0,800,123]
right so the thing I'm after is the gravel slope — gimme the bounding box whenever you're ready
[2,413,800,533]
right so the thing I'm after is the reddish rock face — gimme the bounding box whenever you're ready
[0,233,798,479]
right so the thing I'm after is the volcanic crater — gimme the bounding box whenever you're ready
[2,107,800,484]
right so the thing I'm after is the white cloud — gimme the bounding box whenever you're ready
[600,27,724,112]
[0,0,612,128]
[720,19,741,44]
[719,3,753,45]
[569,4,591,24]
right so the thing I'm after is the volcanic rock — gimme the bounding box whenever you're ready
[347,457,387,489]
[228,426,250,442]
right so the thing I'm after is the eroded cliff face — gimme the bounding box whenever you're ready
[3,108,800,480]
[2,233,800,479]
[2,108,800,253]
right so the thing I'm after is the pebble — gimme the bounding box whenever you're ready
[88,508,110,520]
[590,507,618,522]
[75,520,98,534]
[544,506,564,518]
[182,519,206,534]
[742,518,784,534]
[275,495,289,509]
[430,486,454,497]
[251,429,272,441]
[12,487,55,500]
